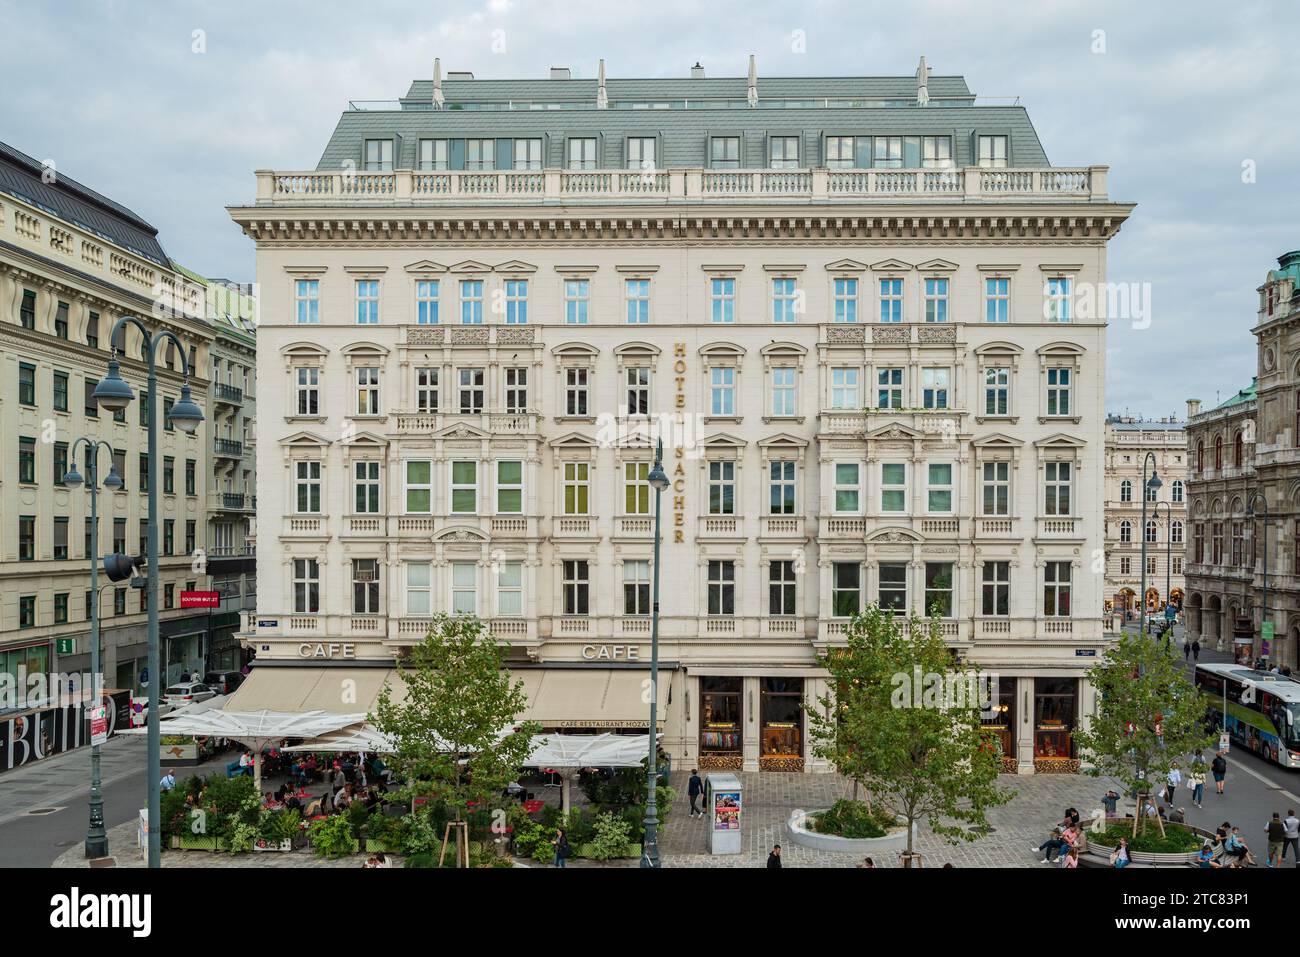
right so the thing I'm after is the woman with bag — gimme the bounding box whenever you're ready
[1110,837,1131,869]
[1188,754,1206,808]
[552,827,571,868]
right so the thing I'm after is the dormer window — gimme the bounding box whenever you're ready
[418,139,448,171]
[567,137,598,170]
[710,136,740,169]
[466,139,495,171]
[769,136,799,169]
[364,139,393,172]
[978,135,1008,168]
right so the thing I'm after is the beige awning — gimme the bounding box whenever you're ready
[515,668,664,729]
[225,667,402,714]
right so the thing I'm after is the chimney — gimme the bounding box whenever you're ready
[550,66,571,80]
[597,58,607,109]
[747,54,757,107]
[691,62,705,79]
[916,55,930,106]
[1187,399,1201,420]
[432,57,444,109]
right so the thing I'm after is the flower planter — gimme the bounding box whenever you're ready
[253,839,293,853]
[177,834,219,851]
[365,838,396,853]
[574,842,642,860]
[1089,824,1211,865]
[786,808,916,855]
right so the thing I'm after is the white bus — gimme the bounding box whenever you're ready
[1194,663,1300,769]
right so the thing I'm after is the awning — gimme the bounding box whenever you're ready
[515,668,664,729]
[224,667,402,714]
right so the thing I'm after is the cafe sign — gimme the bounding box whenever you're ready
[297,642,357,660]
[581,644,641,661]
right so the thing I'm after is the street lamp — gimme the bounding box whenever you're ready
[1153,501,1173,624]
[642,438,670,869]
[93,317,203,868]
[1245,490,1270,663]
[63,439,119,859]
[1138,452,1162,634]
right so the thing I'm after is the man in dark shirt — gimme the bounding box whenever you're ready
[687,769,704,817]
[767,844,782,868]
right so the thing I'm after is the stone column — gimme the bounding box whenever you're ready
[1015,675,1035,775]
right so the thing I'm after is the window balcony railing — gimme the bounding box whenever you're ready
[214,438,243,458]
[214,382,244,405]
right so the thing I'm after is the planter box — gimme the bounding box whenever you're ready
[365,838,396,853]
[177,834,219,851]
[786,808,916,856]
[1090,825,1210,866]
[254,839,293,852]
[161,742,200,767]
[574,842,642,860]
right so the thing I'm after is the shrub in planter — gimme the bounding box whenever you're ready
[511,818,548,859]
[1095,822,1202,855]
[586,812,634,862]
[309,814,360,859]
[257,809,301,849]
[810,800,898,839]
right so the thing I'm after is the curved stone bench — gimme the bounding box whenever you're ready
[786,808,916,856]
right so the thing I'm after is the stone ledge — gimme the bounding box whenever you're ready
[786,808,915,856]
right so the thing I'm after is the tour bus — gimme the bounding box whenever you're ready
[1194,663,1300,769]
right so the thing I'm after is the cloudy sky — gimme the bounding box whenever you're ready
[2,0,1294,414]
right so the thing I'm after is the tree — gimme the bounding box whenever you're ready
[371,614,539,863]
[1074,628,1214,837]
[808,606,1010,864]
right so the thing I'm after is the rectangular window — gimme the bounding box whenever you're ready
[768,560,797,615]
[768,135,799,168]
[624,461,650,515]
[924,277,949,323]
[922,367,949,409]
[416,280,439,324]
[504,279,528,325]
[984,366,1010,415]
[879,562,907,611]
[563,560,589,615]
[833,277,858,323]
[498,561,523,616]
[112,449,125,489]
[417,138,448,171]
[772,277,798,324]
[295,279,320,324]
[927,463,953,513]
[459,279,484,325]
[1045,277,1072,323]
[53,442,68,487]
[513,138,543,170]
[831,367,859,409]
[834,463,860,513]
[496,460,523,513]
[708,460,736,515]
[363,138,393,171]
[53,516,69,560]
[406,563,431,616]
[985,277,1010,323]
[114,588,126,616]
[19,596,35,628]
[18,363,36,406]
[86,312,99,348]
[982,561,1010,616]
[293,558,320,613]
[458,368,484,413]
[18,437,36,484]
[710,278,735,324]
[416,367,439,413]
[295,368,319,415]
[84,377,98,418]
[978,135,1008,168]
[878,278,903,323]
[355,367,380,415]
[625,366,649,415]
[54,592,69,624]
[113,518,125,554]
[624,560,651,615]
[52,370,69,411]
[925,562,954,617]
[880,463,907,514]
[625,279,650,324]
[710,136,740,169]
[1044,562,1072,617]
[564,279,589,325]
[185,520,195,554]
[353,559,380,614]
[627,137,656,170]
[707,560,735,615]
[873,136,903,169]
[20,289,36,329]
[565,368,589,416]
[982,462,1010,515]
[163,456,175,495]
[769,460,795,515]
[922,136,953,168]
[54,301,69,339]
[1046,367,1072,416]
[825,135,857,169]
[504,367,527,413]
[139,453,149,492]
[1045,462,1072,516]
[355,279,379,325]
[354,460,380,513]
[710,367,735,416]
[466,139,495,170]
[832,562,860,617]
[452,562,477,615]
[567,137,597,170]
[877,367,903,409]
[163,520,175,556]
[450,461,478,514]
[563,462,589,515]
[770,367,797,416]
[405,461,432,513]
[185,460,196,496]
[295,461,321,513]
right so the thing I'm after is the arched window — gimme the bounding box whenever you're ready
[1172,480,1184,503]
[1234,431,1243,468]
[1197,441,1204,472]
[1171,520,1184,544]
[1145,519,1158,543]
[1120,520,1132,543]
[1120,479,1133,503]
[1214,436,1223,470]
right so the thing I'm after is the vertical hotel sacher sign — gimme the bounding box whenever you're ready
[673,343,687,543]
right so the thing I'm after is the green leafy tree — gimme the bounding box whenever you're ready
[371,614,539,862]
[1074,629,1214,837]
[808,606,1010,863]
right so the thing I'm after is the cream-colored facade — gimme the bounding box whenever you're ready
[0,143,216,702]
[1103,417,1187,616]
[230,65,1132,773]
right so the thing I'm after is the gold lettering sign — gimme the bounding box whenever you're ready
[674,342,687,543]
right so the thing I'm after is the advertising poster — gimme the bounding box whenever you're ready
[713,790,741,830]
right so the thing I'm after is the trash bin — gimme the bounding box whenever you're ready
[705,772,742,855]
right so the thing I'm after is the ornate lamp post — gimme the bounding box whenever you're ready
[1153,500,1172,621]
[62,440,120,858]
[1245,489,1270,662]
[92,319,203,868]
[641,438,670,869]
[1138,452,1162,633]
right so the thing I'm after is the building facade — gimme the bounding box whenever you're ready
[1186,249,1300,670]
[1103,416,1187,616]
[230,60,1132,773]
[0,141,216,710]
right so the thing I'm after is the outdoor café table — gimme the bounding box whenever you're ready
[522,799,545,814]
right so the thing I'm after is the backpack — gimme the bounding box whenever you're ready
[1212,756,1226,773]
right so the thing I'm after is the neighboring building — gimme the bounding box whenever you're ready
[0,140,215,712]
[229,59,1133,773]
[1186,249,1300,669]
[174,265,259,671]
[1103,415,1187,616]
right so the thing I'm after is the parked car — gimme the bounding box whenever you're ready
[162,681,216,709]
[203,671,244,695]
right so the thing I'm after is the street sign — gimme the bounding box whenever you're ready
[91,706,109,746]
[1219,731,1230,754]
[129,695,146,728]
[180,590,219,609]
[1262,621,1274,641]
[1074,649,1097,657]
[55,638,76,654]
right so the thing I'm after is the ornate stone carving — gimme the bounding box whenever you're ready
[918,325,957,343]
[825,326,865,344]
[406,327,444,345]
[497,327,535,345]
[871,325,911,344]
[450,327,490,345]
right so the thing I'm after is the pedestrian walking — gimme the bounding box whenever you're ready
[1281,809,1299,865]
[1267,813,1286,868]
[1165,763,1182,805]
[1192,639,1201,662]
[687,768,704,818]
[1212,751,1228,795]
[1188,755,1206,808]
[552,827,570,868]
[767,844,782,868]
[160,771,176,791]
[1183,640,1191,661]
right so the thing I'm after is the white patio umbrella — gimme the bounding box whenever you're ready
[520,733,655,815]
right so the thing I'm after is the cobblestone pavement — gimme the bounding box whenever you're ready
[659,770,1129,868]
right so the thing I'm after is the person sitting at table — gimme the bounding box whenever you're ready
[363,787,380,811]
[334,782,355,811]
